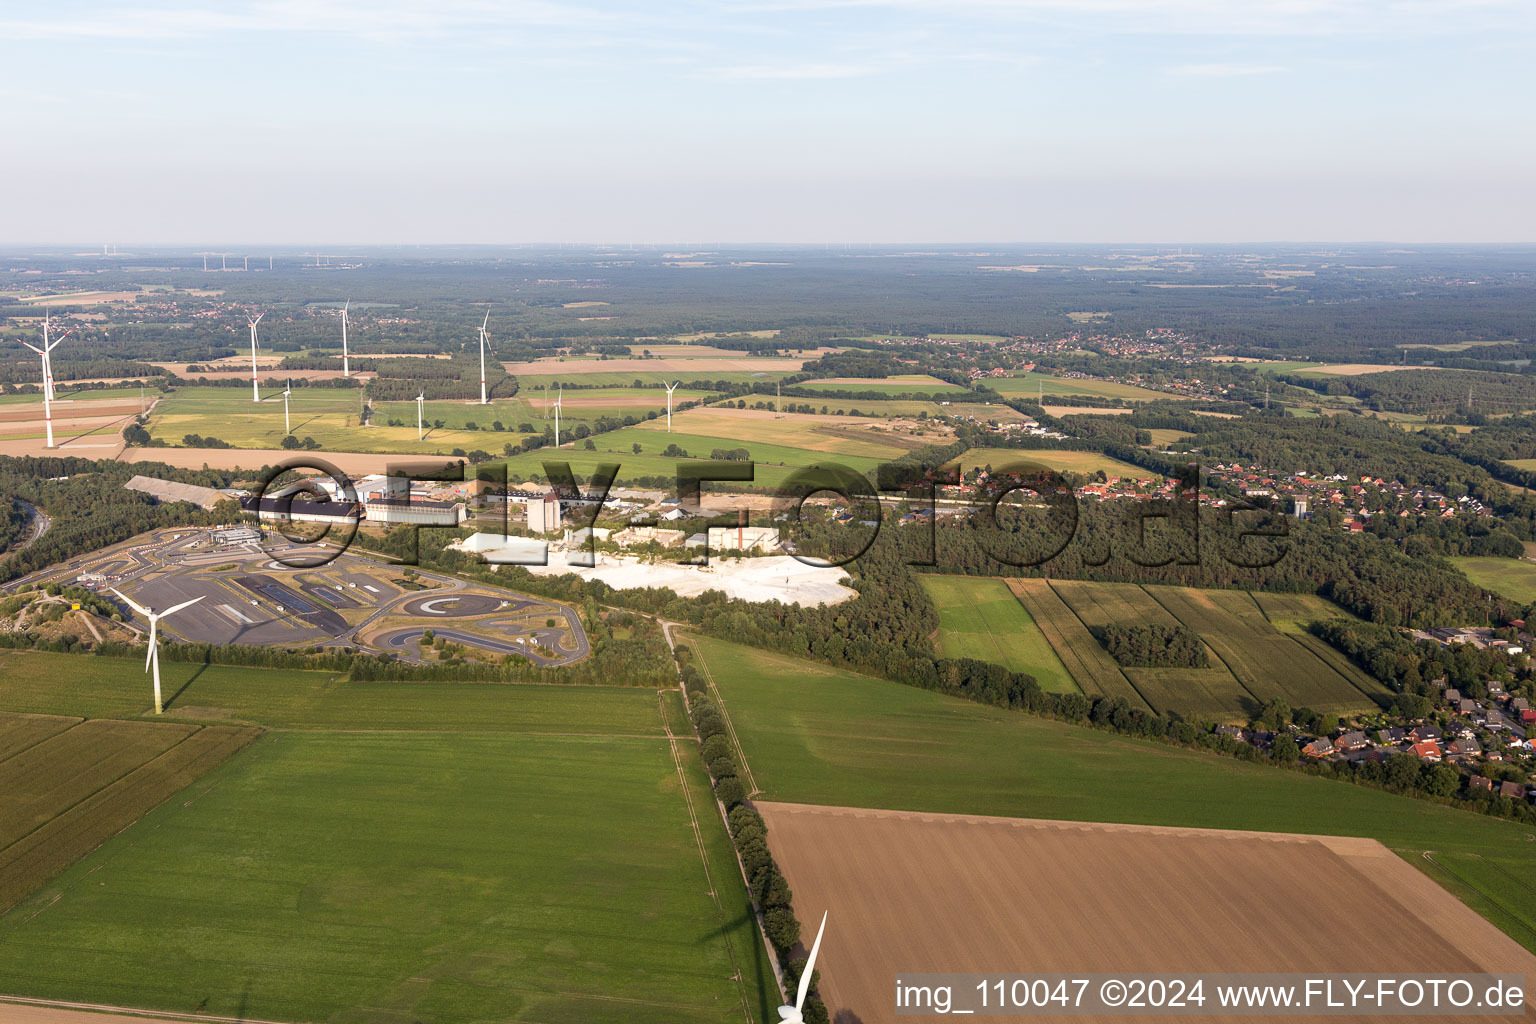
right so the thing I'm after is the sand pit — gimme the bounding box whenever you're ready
[520,552,855,606]
[1041,404,1134,417]
[758,802,1536,1024]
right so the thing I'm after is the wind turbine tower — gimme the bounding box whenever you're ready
[416,389,426,440]
[282,379,293,434]
[340,300,351,377]
[478,311,492,405]
[21,319,68,449]
[554,385,563,447]
[247,313,264,402]
[663,380,680,431]
[112,589,204,715]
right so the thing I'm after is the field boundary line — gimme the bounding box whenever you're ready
[0,994,295,1024]
[658,690,754,1024]
[684,629,760,797]
[1141,585,1268,710]
[1046,581,1158,712]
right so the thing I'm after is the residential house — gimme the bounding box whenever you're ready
[1469,775,1494,792]
[1410,740,1443,761]
[1334,731,1368,751]
[1448,738,1481,756]
[1302,738,1336,758]
[1410,725,1442,743]
[1499,781,1525,799]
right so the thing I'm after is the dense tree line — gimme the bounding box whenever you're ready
[1095,623,1207,668]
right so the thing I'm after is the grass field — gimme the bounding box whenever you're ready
[1145,585,1392,713]
[690,634,1536,953]
[1001,581,1388,720]
[1146,428,1193,447]
[1451,556,1536,604]
[919,576,1078,692]
[796,374,971,396]
[375,387,718,434]
[0,714,257,911]
[517,369,796,388]
[147,385,518,456]
[495,413,916,488]
[948,447,1152,477]
[1004,580,1146,709]
[990,372,1174,403]
[1508,458,1536,472]
[0,652,776,1023]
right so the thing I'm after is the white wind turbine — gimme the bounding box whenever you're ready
[416,388,426,440]
[340,300,351,378]
[21,319,69,449]
[663,380,680,432]
[112,589,204,715]
[777,911,828,1024]
[282,378,293,434]
[247,313,264,403]
[477,311,493,405]
[553,384,563,447]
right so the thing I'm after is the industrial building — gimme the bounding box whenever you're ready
[706,525,780,553]
[448,532,548,563]
[611,525,686,548]
[239,496,361,525]
[363,498,467,527]
[526,493,563,534]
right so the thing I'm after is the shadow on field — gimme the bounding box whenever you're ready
[163,663,209,712]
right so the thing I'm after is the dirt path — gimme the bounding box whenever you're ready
[0,996,297,1024]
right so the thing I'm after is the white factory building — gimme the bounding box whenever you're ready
[526,493,563,534]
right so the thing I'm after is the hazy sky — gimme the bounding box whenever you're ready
[3,0,1533,243]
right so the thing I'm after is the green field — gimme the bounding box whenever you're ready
[949,447,1152,478]
[691,634,1536,953]
[797,374,971,396]
[0,651,775,1023]
[1145,585,1392,714]
[147,385,517,455]
[517,370,795,388]
[1451,556,1536,604]
[0,388,150,408]
[375,387,717,435]
[990,372,1174,403]
[1006,579,1147,709]
[496,419,911,488]
[1507,459,1536,472]
[919,576,1078,693]
[1002,581,1389,720]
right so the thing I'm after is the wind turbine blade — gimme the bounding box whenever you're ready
[482,310,490,330]
[795,911,827,1011]
[161,595,205,618]
[112,588,151,617]
[145,619,157,671]
[21,341,42,354]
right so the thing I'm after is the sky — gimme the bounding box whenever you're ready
[2,0,1533,244]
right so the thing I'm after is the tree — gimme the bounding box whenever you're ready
[1270,733,1300,763]
[714,775,746,807]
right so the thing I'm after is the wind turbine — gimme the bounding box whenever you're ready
[112,589,204,715]
[663,380,680,432]
[340,300,351,377]
[282,378,292,434]
[777,911,827,1024]
[477,311,492,405]
[416,389,425,440]
[21,320,68,449]
[553,384,562,447]
[247,313,264,403]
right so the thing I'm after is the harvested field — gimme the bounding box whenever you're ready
[757,802,1536,1024]
[116,446,424,476]
[1003,580,1145,708]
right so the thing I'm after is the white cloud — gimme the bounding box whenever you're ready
[706,61,878,79]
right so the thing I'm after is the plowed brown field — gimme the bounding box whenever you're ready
[758,802,1536,1023]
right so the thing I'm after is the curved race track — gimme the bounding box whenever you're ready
[398,593,510,617]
